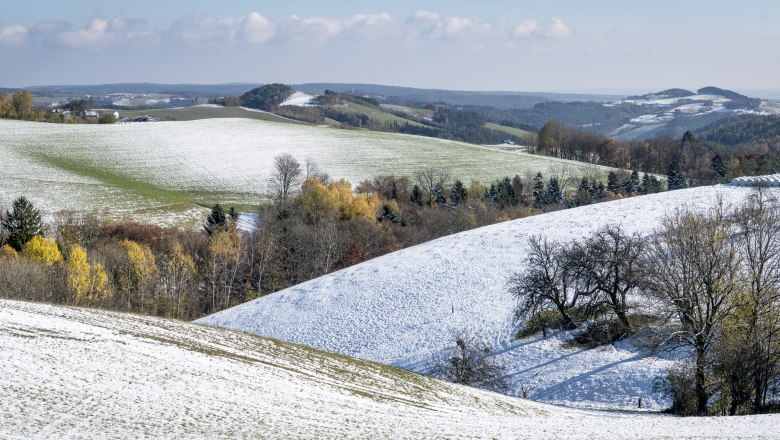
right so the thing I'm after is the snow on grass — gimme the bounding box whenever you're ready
[2,299,779,439]
[280,91,315,106]
[0,118,612,224]
[199,185,775,410]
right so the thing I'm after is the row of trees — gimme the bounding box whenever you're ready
[511,190,780,415]
[1,153,652,319]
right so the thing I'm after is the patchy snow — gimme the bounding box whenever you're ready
[2,299,779,439]
[199,185,776,410]
[280,91,315,106]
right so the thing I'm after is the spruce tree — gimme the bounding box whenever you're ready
[607,171,618,193]
[711,154,726,179]
[410,185,424,206]
[667,156,686,190]
[1,196,43,251]
[450,180,468,206]
[532,172,546,209]
[546,177,563,206]
[204,204,227,235]
[629,169,640,195]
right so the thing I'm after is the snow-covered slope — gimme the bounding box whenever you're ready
[3,300,779,439]
[199,185,773,410]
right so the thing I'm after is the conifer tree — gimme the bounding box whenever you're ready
[1,196,43,251]
[532,172,546,209]
[629,169,640,195]
[205,204,227,235]
[450,180,468,206]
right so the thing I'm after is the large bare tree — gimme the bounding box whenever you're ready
[644,205,742,415]
[268,153,303,204]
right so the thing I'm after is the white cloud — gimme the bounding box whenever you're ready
[57,16,148,48]
[407,10,440,24]
[511,17,572,39]
[239,12,276,44]
[170,14,239,44]
[0,25,28,46]
[547,18,573,38]
[280,15,344,42]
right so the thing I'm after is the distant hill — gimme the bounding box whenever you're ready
[294,83,624,109]
[697,86,750,101]
[25,83,261,98]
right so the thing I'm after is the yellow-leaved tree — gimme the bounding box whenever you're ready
[163,241,196,319]
[22,236,63,266]
[120,239,158,313]
[66,244,111,304]
[0,244,19,260]
[207,228,243,312]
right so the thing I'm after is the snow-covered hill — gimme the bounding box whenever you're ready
[3,300,779,439]
[199,185,774,410]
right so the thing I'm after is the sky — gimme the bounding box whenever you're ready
[1,0,778,94]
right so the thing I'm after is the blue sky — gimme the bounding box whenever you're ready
[1,1,778,93]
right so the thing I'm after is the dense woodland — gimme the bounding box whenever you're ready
[532,118,780,188]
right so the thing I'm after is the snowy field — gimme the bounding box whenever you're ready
[199,184,775,410]
[0,118,610,225]
[2,299,779,439]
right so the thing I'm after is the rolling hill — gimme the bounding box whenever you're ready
[0,117,613,225]
[2,299,778,439]
[198,184,768,410]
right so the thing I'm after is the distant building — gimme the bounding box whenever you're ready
[84,111,98,118]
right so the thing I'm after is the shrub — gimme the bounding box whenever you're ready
[22,236,63,266]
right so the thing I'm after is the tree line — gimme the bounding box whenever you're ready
[0,155,655,321]
[511,189,780,416]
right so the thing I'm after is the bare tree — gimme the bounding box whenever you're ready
[733,188,780,411]
[304,157,330,185]
[580,225,644,332]
[268,153,303,204]
[414,167,450,205]
[509,235,596,329]
[643,205,742,415]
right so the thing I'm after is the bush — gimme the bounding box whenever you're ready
[435,334,507,391]
[653,364,699,416]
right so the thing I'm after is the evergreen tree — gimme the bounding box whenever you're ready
[594,181,607,199]
[1,196,43,251]
[667,156,686,191]
[532,172,546,209]
[204,204,227,235]
[711,154,726,179]
[410,185,424,206]
[546,177,563,206]
[607,171,618,193]
[450,180,468,206]
[433,183,447,206]
[629,169,640,195]
[641,173,651,195]
[511,175,525,206]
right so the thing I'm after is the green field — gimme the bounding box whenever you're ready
[117,105,307,124]
[0,117,615,226]
[485,122,535,141]
[334,101,426,127]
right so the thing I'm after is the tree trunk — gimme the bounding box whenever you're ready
[695,344,708,416]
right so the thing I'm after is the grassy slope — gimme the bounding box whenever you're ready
[0,118,614,226]
[333,101,427,127]
[2,299,777,439]
[485,122,535,140]
[117,105,306,124]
